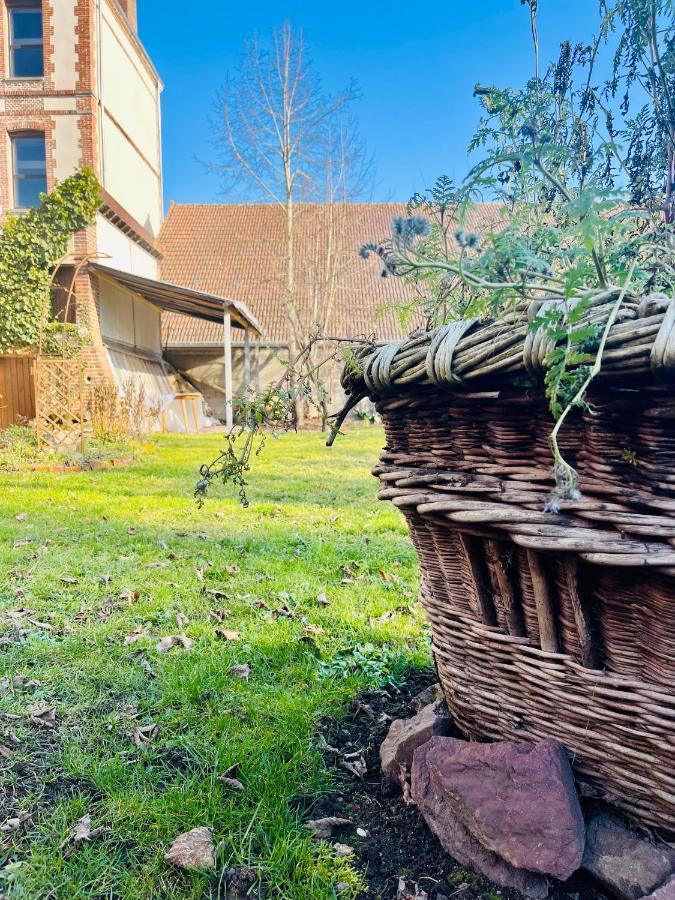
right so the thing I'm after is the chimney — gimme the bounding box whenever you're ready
[118,0,138,31]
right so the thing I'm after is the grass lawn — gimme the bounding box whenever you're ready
[0,427,429,899]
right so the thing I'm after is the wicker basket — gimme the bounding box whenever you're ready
[343,292,675,831]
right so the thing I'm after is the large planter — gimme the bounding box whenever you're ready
[344,293,675,830]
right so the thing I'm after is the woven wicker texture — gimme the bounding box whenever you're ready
[345,294,675,830]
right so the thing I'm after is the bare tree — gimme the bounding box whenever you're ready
[215,22,374,420]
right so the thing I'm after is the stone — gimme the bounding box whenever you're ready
[164,827,215,870]
[582,814,675,900]
[380,701,453,782]
[410,683,444,713]
[411,736,585,894]
[640,876,675,900]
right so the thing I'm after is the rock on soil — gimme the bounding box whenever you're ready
[314,673,603,900]
[411,736,585,894]
[582,814,675,900]
[380,700,453,783]
[641,876,675,900]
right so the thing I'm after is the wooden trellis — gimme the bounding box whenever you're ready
[35,355,85,452]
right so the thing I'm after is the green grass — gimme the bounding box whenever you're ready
[0,427,428,899]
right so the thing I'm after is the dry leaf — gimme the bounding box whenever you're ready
[139,658,155,678]
[228,664,250,680]
[195,568,205,582]
[12,538,32,548]
[146,561,169,570]
[156,634,194,652]
[303,624,324,637]
[127,527,138,536]
[124,630,146,645]
[0,745,13,759]
[306,817,352,839]
[273,605,294,619]
[217,767,245,791]
[225,565,240,575]
[340,751,367,778]
[214,629,240,642]
[60,576,79,585]
[332,843,354,857]
[119,588,139,602]
[175,613,189,628]
[15,512,28,522]
[63,814,108,851]
[205,588,229,599]
[209,609,231,623]
[158,540,169,550]
[397,878,429,900]
[27,618,57,633]
[164,826,215,870]
[29,706,56,729]
[0,811,31,832]
[252,599,270,610]
[130,723,158,747]
[315,593,330,606]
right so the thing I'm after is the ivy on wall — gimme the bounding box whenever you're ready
[0,168,101,353]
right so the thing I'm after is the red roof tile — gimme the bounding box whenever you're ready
[159,202,501,345]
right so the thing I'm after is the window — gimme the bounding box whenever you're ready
[8,1,43,78]
[12,132,47,208]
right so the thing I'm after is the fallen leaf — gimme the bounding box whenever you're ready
[139,658,155,678]
[225,565,240,575]
[146,561,169,570]
[228,664,250,680]
[252,599,270,610]
[306,817,352,839]
[156,634,194,652]
[214,629,240,642]
[130,723,158,747]
[209,609,231,623]
[27,618,57,633]
[315,593,330,606]
[124,630,146,645]
[119,588,139,602]
[12,538,32,548]
[164,826,215,870]
[195,568,205,582]
[29,706,56,729]
[15,512,27,522]
[273,605,294,620]
[303,624,324,637]
[63,814,108,851]
[218,775,244,791]
[0,745,13,760]
[332,843,354,857]
[175,613,189,628]
[127,527,138,536]
[397,878,429,900]
[60,576,79,585]
[119,702,139,718]
[340,751,367,779]
[158,540,169,550]
[0,811,31,832]
[205,588,229,599]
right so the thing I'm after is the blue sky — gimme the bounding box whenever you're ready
[138,0,601,208]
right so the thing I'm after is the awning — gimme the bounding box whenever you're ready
[88,263,263,336]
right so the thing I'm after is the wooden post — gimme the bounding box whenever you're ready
[562,557,600,669]
[223,309,233,432]
[459,533,497,626]
[254,343,261,391]
[485,539,526,637]
[243,329,251,391]
[526,549,559,653]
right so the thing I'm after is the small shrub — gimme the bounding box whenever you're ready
[88,378,161,442]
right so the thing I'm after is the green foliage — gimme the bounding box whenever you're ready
[360,0,675,498]
[0,168,100,352]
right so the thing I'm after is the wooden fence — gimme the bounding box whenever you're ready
[0,354,36,428]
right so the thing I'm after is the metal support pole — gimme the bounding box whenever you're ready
[223,309,233,432]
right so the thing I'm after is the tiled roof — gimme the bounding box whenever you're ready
[159,202,502,345]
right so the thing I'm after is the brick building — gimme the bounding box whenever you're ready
[0,0,259,430]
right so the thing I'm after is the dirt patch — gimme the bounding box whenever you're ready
[314,672,606,900]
